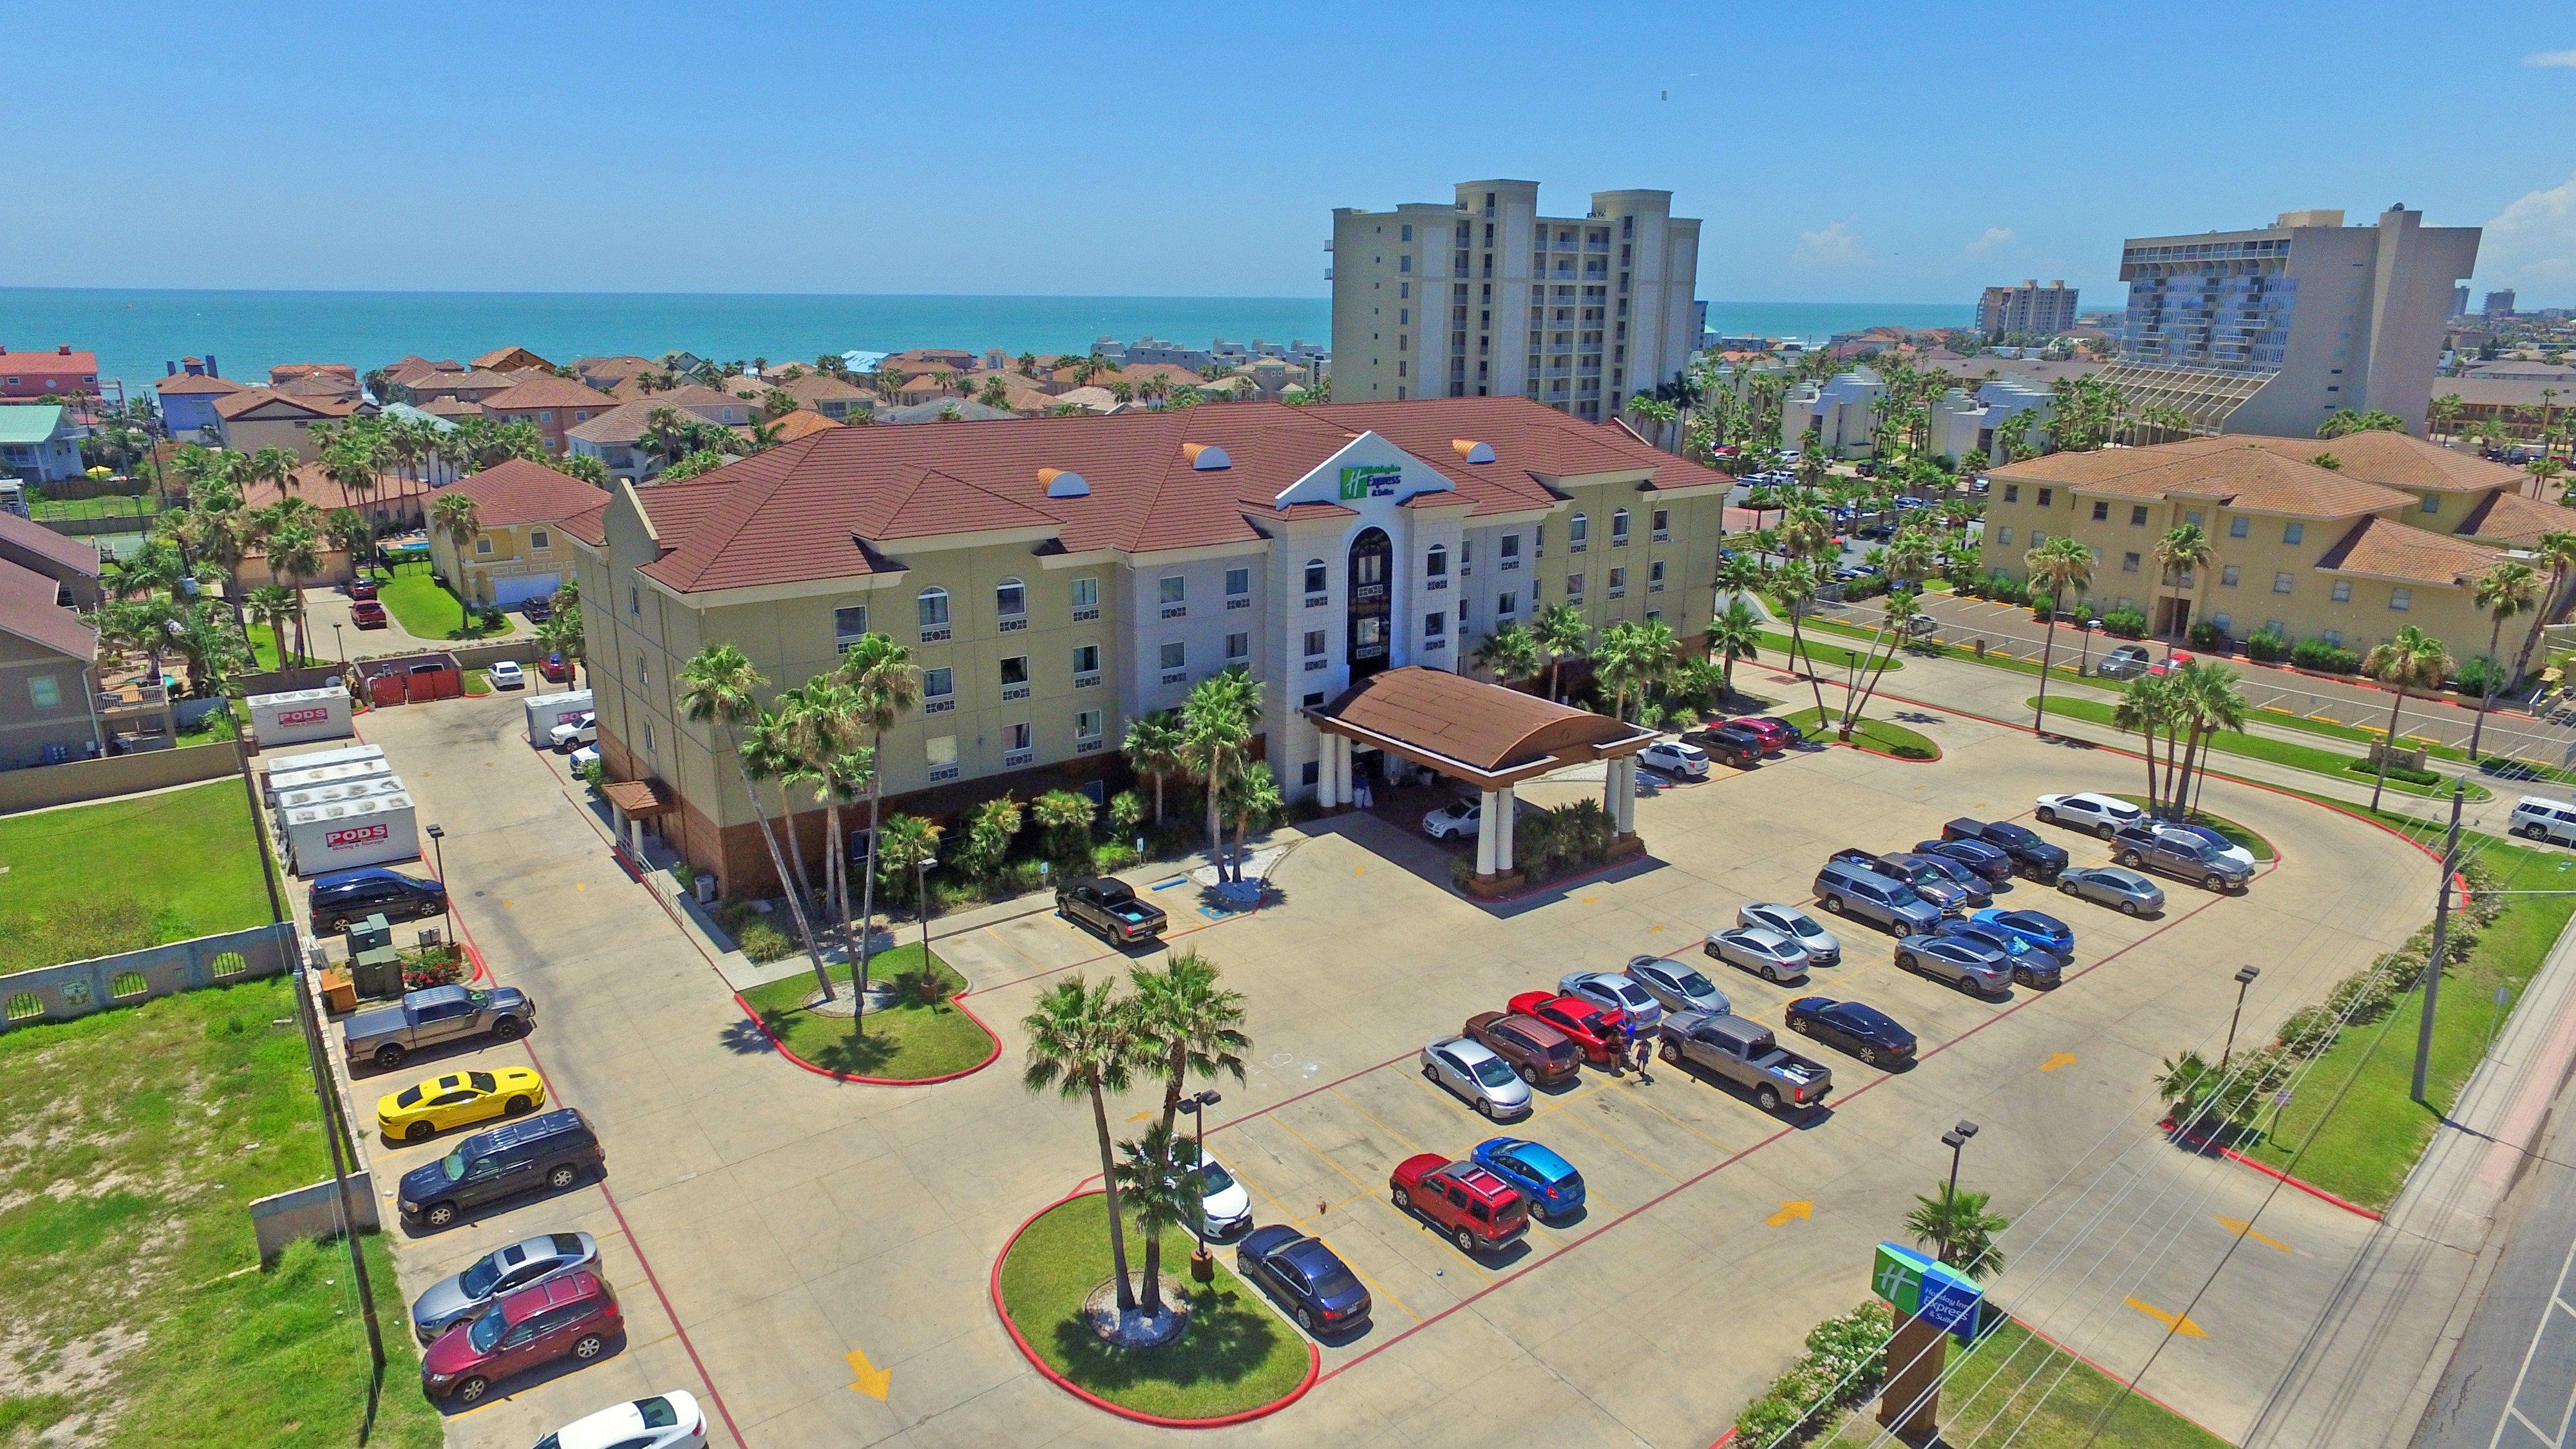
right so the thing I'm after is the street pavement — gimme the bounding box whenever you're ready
[2412,1084,2576,1449]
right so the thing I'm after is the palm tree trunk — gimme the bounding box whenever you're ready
[2031,591,2060,734]
[2371,688,2405,812]
[1089,1075,1136,1311]
[2142,717,2161,805]
[1850,631,1906,727]
[735,757,833,1001]
[2170,724,2202,818]
[1150,772,1164,826]
[2471,618,2506,761]
[777,781,823,933]
[1786,615,1828,721]
[1206,757,1226,882]
[857,747,886,1015]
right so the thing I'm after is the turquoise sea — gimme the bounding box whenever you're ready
[0,289,1969,396]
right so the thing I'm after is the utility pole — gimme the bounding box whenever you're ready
[2412,781,2465,1103]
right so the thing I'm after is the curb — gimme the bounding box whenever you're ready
[990,1191,1321,1429]
[2159,1118,2385,1220]
[732,985,1002,1087]
[1831,737,1942,764]
[2011,1314,2224,1428]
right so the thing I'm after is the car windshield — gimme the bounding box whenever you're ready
[638,1396,678,1428]
[1197,1160,1235,1195]
[1671,743,1705,759]
[460,1253,503,1298]
[1472,1057,1518,1088]
[1990,822,2039,848]
[467,1306,507,1354]
[438,1149,467,1182]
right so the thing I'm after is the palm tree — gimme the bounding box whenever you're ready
[784,677,867,961]
[1594,620,1679,723]
[431,493,480,559]
[1109,1122,1196,1320]
[1180,668,1258,884]
[2112,675,2177,805]
[1470,622,1542,688]
[873,813,941,954]
[2363,627,2455,811]
[2470,560,2541,759]
[1770,558,1830,721]
[1706,599,1763,701]
[1122,712,1186,826]
[1128,950,1249,1289]
[833,634,921,1007]
[744,702,828,956]
[2164,661,2248,817]
[266,526,322,663]
[246,584,298,667]
[1842,587,1918,735]
[2514,530,2576,688]
[1530,603,1590,703]
[2025,536,2096,732]
[676,645,834,1001]
[2152,523,2215,639]
[1906,1184,2009,1282]
[1226,762,1284,878]
[323,507,374,582]
[535,608,585,688]
[1021,976,1144,1312]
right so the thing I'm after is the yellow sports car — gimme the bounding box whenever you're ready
[375,1068,547,1142]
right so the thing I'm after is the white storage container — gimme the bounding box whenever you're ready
[260,743,382,801]
[274,775,411,814]
[263,757,393,804]
[246,687,353,748]
[524,690,594,748]
[282,792,420,876]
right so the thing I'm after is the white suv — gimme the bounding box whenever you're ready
[1422,799,1481,840]
[2035,791,2144,839]
[1639,740,1710,780]
[2511,795,2576,846]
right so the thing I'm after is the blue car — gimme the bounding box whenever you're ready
[1471,1137,1585,1220]
[1236,1225,1371,1336]
[1969,907,2074,960]
[1937,917,2063,988]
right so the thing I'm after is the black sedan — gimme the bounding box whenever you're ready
[1785,997,1917,1068]
[1237,1225,1370,1336]
[1914,837,2014,886]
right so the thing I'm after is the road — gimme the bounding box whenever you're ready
[2414,1086,2576,1449]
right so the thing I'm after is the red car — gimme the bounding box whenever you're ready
[2146,649,2195,677]
[539,651,573,683]
[351,600,388,629]
[1390,1153,1531,1254]
[348,576,379,601]
[1506,991,1629,1067]
[420,1268,621,1405]
[1730,717,1803,750]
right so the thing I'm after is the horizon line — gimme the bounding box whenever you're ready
[0,284,1981,307]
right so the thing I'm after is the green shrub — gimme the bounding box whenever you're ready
[2345,757,2440,786]
[2456,656,2509,699]
[2246,630,2288,663]
[1730,1299,1895,1447]
[2291,638,2360,674]
[1982,571,2027,605]
[737,919,795,963]
[2099,608,2148,639]
[2187,620,2230,651]
[1089,840,1141,874]
[2275,1005,2341,1056]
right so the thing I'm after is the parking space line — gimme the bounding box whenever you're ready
[1312,1236,1423,1325]
[1529,1092,1685,1183]
[1269,1112,1390,1203]
[1331,1084,1425,1157]
[1610,1075,1743,1155]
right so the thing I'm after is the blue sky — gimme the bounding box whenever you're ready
[6,2,2572,303]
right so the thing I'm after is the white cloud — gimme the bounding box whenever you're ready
[2523,48,2576,67]
[1965,226,2015,258]
[1793,222,1865,269]
[2483,170,2576,296]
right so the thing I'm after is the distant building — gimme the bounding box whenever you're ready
[1779,368,1885,457]
[0,405,90,482]
[155,359,243,440]
[209,389,378,462]
[1931,379,2057,465]
[267,363,360,397]
[2484,289,2517,318]
[2454,285,2472,317]
[1976,280,2081,339]
[1331,179,1701,421]
[425,459,603,608]
[2101,206,2478,437]
[0,345,100,401]
[0,551,102,770]
[473,346,554,374]
[479,377,616,455]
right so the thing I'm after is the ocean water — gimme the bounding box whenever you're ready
[0,288,1970,395]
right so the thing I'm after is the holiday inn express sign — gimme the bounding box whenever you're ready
[1873,1242,1985,1342]
[1338,464,1402,500]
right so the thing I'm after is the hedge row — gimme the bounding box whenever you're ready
[1731,1299,1896,1447]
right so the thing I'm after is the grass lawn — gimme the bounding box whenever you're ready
[1827,1316,2227,1449]
[1758,629,1901,676]
[173,703,238,748]
[2242,703,2576,786]
[2239,830,2576,1208]
[376,561,466,639]
[0,781,272,974]
[737,942,995,1079]
[0,975,441,1448]
[28,493,166,524]
[2105,795,2276,862]
[1803,615,2095,685]
[996,1193,1311,1420]
[2029,695,2486,802]
[1781,706,1939,761]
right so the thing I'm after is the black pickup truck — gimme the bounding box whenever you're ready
[1940,817,2068,881]
[1057,877,1168,945]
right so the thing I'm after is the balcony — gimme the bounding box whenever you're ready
[1074,670,1101,689]
[1072,606,1100,623]
[920,626,952,643]
[1001,685,1031,702]
[998,615,1028,632]
[923,696,956,714]
[1003,749,1035,770]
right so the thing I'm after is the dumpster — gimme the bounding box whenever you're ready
[245,687,353,748]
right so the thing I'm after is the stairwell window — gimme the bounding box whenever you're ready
[2283,522,2304,545]
[1303,559,1327,594]
[2331,580,2353,602]
[1425,544,1448,578]
[2389,588,2412,611]
[2092,501,2110,522]
[2273,573,2295,594]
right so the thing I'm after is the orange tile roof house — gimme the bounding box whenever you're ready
[758,409,843,443]
[404,368,520,404]
[154,367,245,439]
[267,363,361,396]
[209,388,379,462]
[427,459,605,607]
[566,392,758,479]
[766,372,875,420]
[479,376,615,455]
[0,345,102,401]
[473,346,554,374]
[573,355,659,390]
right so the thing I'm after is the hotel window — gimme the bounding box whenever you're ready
[2092,502,2109,522]
[529,528,551,552]
[1425,611,1446,638]
[2183,511,2202,527]
[995,578,1026,618]
[2038,488,2054,507]
[1303,629,1327,658]
[2421,495,2440,515]
[1500,532,1520,563]
[1649,560,1666,590]
[2331,580,2353,602]
[2220,565,2240,588]
[2129,505,2148,526]
[1076,709,1103,742]
[2266,619,2287,638]
[1225,567,1251,600]
[1651,508,1669,538]
[2230,517,2249,539]
[1995,527,2012,546]
[1159,576,1186,607]
[923,667,954,699]
[1610,509,1630,544]
[917,587,949,627]
[1425,544,1448,578]
[1004,722,1032,753]
[2389,588,2412,611]
[2003,485,2020,503]
[2322,630,2344,648]
[1303,559,1327,594]
[1160,641,1186,670]
[999,656,1030,688]
[629,585,639,616]
[475,537,493,556]
[833,605,870,646]
[1226,631,1249,661]
[1569,513,1589,548]
[1566,573,1586,599]
[2121,553,2140,573]
[2273,572,2295,594]
[2211,614,2231,634]
[1070,576,1099,611]
[1498,591,1518,618]
[2283,522,2304,545]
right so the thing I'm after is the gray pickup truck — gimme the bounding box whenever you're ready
[2111,824,2252,893]
[1656,1011,1832,1113]
[1056,877,1168,945]
[342,983,536,1070]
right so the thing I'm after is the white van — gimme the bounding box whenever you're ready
[2510,795,2576,847]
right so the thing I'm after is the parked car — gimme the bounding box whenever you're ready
[1389,1153,1531,1254]
[2097,643,2152,679]
[376,1066,548,1142]
[1638,740,1710,780]
[1705,925,1811,983]
[412,1231,601,1345]
[1737,902,1842,966]
[569,744,600,775]
[1656,1012,1832,1112]
[2159,822,2256,873]
[1940,818,2067,880]
[1812,859,1944,935]
[310,866,449,935]
[1463,1011,1580,1086]
[485,659,526,690]
[1688,721,1768,768]
[1505,992,1630,1066]
[1423,798,1482,840]
[1829,848,1973,914]
[397,1108,603,1230]
[1885,851,1994,909]
[2036,791,2145,839]
[348,576,379,601]
[2058,865,2168,915]
[342,983,535,1071]
[539,651,573,683]
[2511,795,2576,846]
[352,600,388,629]
[1236,1225,1370,1334]
[1471,1137,1584,1220]
[1784,997,1917,1067]
[421,1269,621,1405]
[1055,876,1167,945]
[521,595,553,623]
[2112,824,2253,892]
[533,1392,707,1449]
[1913,837,2014,886]
[1936,916,2063,987]
[1732,717,1804,751]
[1623,955,1731,1016]
[550,711,598,752]
[1894,934,2014,997]
[2148,649,2195,677]
[1555,971,1664,1030]
[1969,907,2075,959]
[1191,1153,1253,1239]
[1420,1036,1533,1119]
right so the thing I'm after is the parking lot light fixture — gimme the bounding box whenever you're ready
[1939,1120,1979,1250]
[1182,1090,1223,1279]
[2222,965,2260,1068]
[425,824,450,947]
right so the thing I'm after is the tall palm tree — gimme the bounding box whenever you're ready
[2025,536,2096,732]
[1906,1184,2009,1282]
[1530,603,1590,703]
[1470,622,1542,688]
[1843,588,1918,735]
[2112,675,2177,806]
[745,702,828,955]
[1706,599,1763,701]
[2363,627,2455,811]
[784,677,867,958]
[431,493,480,558]
[2164,661,2249,817]
[2152,523,2215,639]
[1021,976,1144,1312]
[833,634,921,1006]
[1770,558,1830,722]
[1180,668,1258,884]
[677,645,834,1001]
[1128,950,1249,1288]
[1122,712,1186,826]
[246,584,299,667]
[2470,560,2541,759]
[265,526,322,663]
[1109,1122,1195,1320]
[2514,530,2576,687]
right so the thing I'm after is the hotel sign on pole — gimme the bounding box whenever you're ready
[1338,465,1402,500]
[1872,1242,1985,1343]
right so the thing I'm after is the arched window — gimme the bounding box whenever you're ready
[1425,544,1448,578]
[995,577,1026,618]
[1303,558,1327,594]
[1610,508,1631,544]
[1568,512,1589,547]
[917,587,949,628]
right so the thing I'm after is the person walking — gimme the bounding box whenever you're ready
[1631,1026,1654,1083]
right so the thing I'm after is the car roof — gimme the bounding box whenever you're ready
[1832,1001,1903,1030]
[1432,1160,1522,1203]
[1485,1138,1574,1177]
[316,865,413,888]
[1728,925,1795,949]
[500,1267,603,1321]
[1278,1236,1347,1276]
[1241,1224,1302,1256]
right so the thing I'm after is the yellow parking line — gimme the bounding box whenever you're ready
[1615,1074,1740,1153]
[1312,1236,1423,1323]
[1529,1092,1685,1182]
[1332,1084,1425,1156]
[1269,1113,1387,1202]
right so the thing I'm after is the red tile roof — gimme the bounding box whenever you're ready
[762,409,842,442]
[435,459,609,527]
[1993,437,2413,518]
[0,347,99,380]
[211,387,370,421]
[2315,515,2510,587]
[155,373,244,397]
[482,377,613,412]
[2454,489,2569,547]
[2237,431,2523,493]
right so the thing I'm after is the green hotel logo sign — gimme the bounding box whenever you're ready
[1338,464,1403,500]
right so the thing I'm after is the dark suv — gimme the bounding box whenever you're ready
[310,867,448,934]
[1688,721,1768,768]
[1462,1011,1580,1086]
[398,1109,603,1230]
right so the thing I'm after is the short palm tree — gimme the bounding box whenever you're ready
[2152,523,2215,636]
[1226,761,1284,874]
[1907,1184,2009,1282]
[1122,712,1186,826]
[265,526,322,661]
[1180,668,1258,884]
[2514,530,2576,686]
[247,584,298,666]
[677,645,833,1000]
[1109,1122,1196,1320]
[2025,535,2096,732]
[1471,622,1542,688]
[1528,604,1589,703]
[1706,599,1763,701]
[834,634,921,1004]
[2471,560,2541,758]
[2363,627,2456,811]
[1021,976,1145,1312]
[873,813,941,952]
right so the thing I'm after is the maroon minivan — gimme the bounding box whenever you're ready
[421,1268,621,1405]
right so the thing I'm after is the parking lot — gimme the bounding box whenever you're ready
[299,688,2439,1447]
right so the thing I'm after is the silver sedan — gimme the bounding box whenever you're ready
[1738,902,1842,967]
[1625,955,1731,1017]
[2058,865,2167,916]
[1705,925,1812,983]
[409,1230,600,1344]
[1557,970,1665,1031]
[1420,1036,1533,1120]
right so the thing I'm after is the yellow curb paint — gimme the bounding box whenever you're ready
[2214,1216,2292,1253]
[846,1348,891,1399]
[2126,1297,2208,1338]
[1765,1200,1813,1227]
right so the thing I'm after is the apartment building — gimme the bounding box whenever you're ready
[208,388,379,462]
[2101,206,2479,437]
[1978,431,2546,662]
[1977,281,2081,339]
[1330,181,1701,422]
[0,345,101,401]
[424,460,605,607]
[480,376,616,454]
[563,396,1734,895]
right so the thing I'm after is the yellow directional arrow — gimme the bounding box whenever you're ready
[2214,1216,2292,1253]
[1126,1110,1155,1124]
[846,1348,891,1399]
[1765,1200,1814,1227]
[2040,1052,2078,1072]
[2125,1297,2208,1338]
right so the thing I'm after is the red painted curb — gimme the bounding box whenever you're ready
[2159,1118,2384,1221]
[989,1190,1321,1428]
[732,983,1002,1087]
[2011,1314,2219,1428]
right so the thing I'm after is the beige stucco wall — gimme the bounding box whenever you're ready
[0,631,99,770]
[430,519,574,605]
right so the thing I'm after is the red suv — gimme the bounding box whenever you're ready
[1506,991,1629,1066]
[421,1268,621,1405]
[1390,1153,1531,1254]
[1731,717,1803,751]
[348,576,379,601]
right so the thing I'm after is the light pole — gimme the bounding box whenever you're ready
[2079,618,2100,677]
[424,824,451,950]
[334,622,345,665]
[2221,965,2260,1069]
[1937,1120,1978,1264]
[1180,1089,1222,1282]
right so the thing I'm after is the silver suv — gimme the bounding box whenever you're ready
[1811,860,1943,935]
[2511,796,2576,847]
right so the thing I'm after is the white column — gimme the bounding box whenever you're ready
[1495,786,1516,872]
[1614,758,1638,834]
[1604,757,1624,823]
[1475,789,1499,876]
[629,817,647,857]
[1329,734,1350,806]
